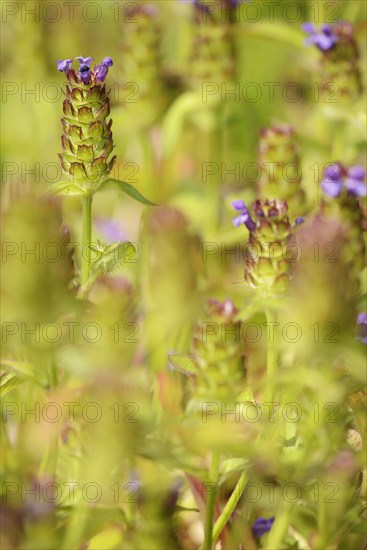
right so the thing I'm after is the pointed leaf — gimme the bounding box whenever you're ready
[1,358,36,379]
[98,179,156,206]
[1,358,48,386]
[167,354,201,377]
[48,182,86,196]
[89,241,136,281]
[0,372,24,398]
[161,90,220,156]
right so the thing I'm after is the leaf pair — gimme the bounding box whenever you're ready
[49,178,156,205]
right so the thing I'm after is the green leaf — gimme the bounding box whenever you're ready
[87,527,123,550]
[219,458,249,481]
[241,22,306,50]
[98,179,156,206]
[0,372,24,398]
[1,358,36,379]
[49,181,86,196]
[161,90,220,156]
[1,358,48,386]
[167,354,201,377]
[89,241,136,281]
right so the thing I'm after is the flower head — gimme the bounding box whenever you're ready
[57,57,113,86]
[356,312,367,344]
[232,200,256,231]
[57,56,116,193]
[252,517,275,538]
[302,23,338,51]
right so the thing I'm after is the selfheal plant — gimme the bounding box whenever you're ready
[54,56,154,293]
[321,162,366,283]
[182,0,240,90]
[301,21,362,98]
[116,3,165,129]
[321,163,366,198]
[257,125,306,213]
[232,199,296,296]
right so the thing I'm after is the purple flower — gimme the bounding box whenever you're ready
[232,200,256,231]
[76,56,93,65]
[252,517,275,538]
[94,57,113,83]
[76,56,93,84]
[294,216,305,226]
[345,166,366,197]
[302,23,338,51]
[57,59,73,73]
[356,312,367,344]
[321,163,343,197]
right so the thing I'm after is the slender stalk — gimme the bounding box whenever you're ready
[210,470,249,547]
[265,308,278,404]
[264,501,293,549]
[207,107,223,237]
[81,195,92,288]
[201,451,221,550]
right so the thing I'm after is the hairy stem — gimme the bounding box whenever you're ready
[81,195,92,289]
[265,308,278,404]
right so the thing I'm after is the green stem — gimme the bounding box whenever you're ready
[202,451,221,550]
[207,107,223,237]
[264,501,293,549]
[81,195,92,289]
[210,470,249,547]
[265,308,278,404]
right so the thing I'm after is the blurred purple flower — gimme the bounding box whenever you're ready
[95,57,113,83]
[302,23,338,51]
[345,166,366,197]
[57,59,73,73]
[356,312,367,344]
[321,163,343,197]
[294,216,305,226]
[179,0,245,11]
[252,517,275,537]
[321,163,366,198]
[95,218,126,242]
[232,200,256,231]
[76,56,93,84]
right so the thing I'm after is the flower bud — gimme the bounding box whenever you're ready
[233,199,295,296]
[321,163,366,282]
[257,125,306,213]
[116,3,164,128]
[185,0,237,90]
[302,21,362,99]
[188,298,245,405]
